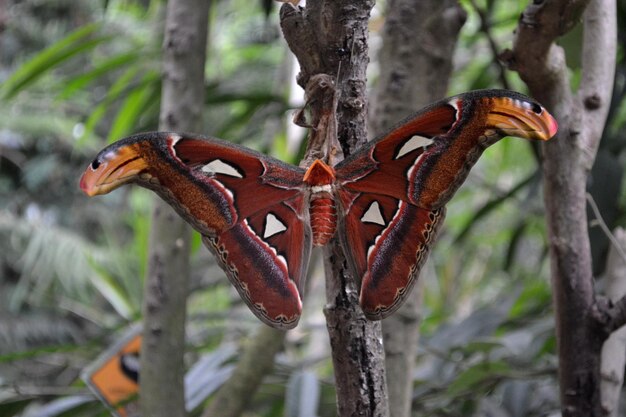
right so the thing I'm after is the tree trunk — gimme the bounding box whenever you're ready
[139,1,210,416]
[504,0,618,415]
[600,228,626,416]
[201,327,286,417]
[369,1,465,416]
[279,2,388,415]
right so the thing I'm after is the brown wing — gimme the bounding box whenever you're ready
[80,132,311,328]
[334,90,557,319]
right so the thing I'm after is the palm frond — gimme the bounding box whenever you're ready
[0,211,139,319]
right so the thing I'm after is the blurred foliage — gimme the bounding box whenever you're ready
[0,0,624,416]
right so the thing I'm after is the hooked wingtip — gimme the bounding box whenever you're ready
[79,143,148,196]
[487,95,559,141]
[79,172,93,196]
[547,113,559,139]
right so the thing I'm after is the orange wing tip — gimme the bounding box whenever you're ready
[80,146,148,196]
[488,96,559,141]
[547,114,559,139]
[79,174,94,196]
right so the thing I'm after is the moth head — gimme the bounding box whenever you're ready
[80,141,150,196]
[487,96,558,141]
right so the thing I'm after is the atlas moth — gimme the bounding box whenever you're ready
[80,89,558,329]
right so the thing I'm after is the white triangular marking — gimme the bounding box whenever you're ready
[395,135,434,159]
[264,213,287,238]
[201,159,243,178]
[361,201,385,226]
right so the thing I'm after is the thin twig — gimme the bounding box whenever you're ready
[468,0,510,89]
[586,192,626,266]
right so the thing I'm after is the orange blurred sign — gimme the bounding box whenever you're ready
[83,326,141,417]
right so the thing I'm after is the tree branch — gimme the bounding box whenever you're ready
[506,0,616,415]
[280,1,371,152]
[500,0,586,107]
[592,256,626,416]
[280,2,388,416]
[201,327,286,417]
[578,0,617,168]
[139,1,210,416]
[503,0,589,72]
[593,295,626,336]
[599,228,626,417]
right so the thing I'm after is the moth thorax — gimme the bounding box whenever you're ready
[309,193,337,246]
[303,159,338,246]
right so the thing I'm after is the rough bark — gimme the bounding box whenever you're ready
[600,228,626,417]
[139,1,210,417]
[279,2,388,416]
[201,327,285,417]
[503,0,617,415]
[369,1,465,416]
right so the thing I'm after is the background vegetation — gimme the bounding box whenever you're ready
[0,0,624,416]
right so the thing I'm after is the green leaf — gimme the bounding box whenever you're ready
[107,70,160,142]
[504,219,529,270]
[128,188,154,285]
[191,231,203,254]
[447,360,511,397]
[509,280,551,318]
[0,23,111,99]
[87,259,136,319]
[57,52,141,100]
[462,340,504,354]
[453,172,538,244]
[0,397,33,417]
[0,341,85,363]
[77,65,142,146]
